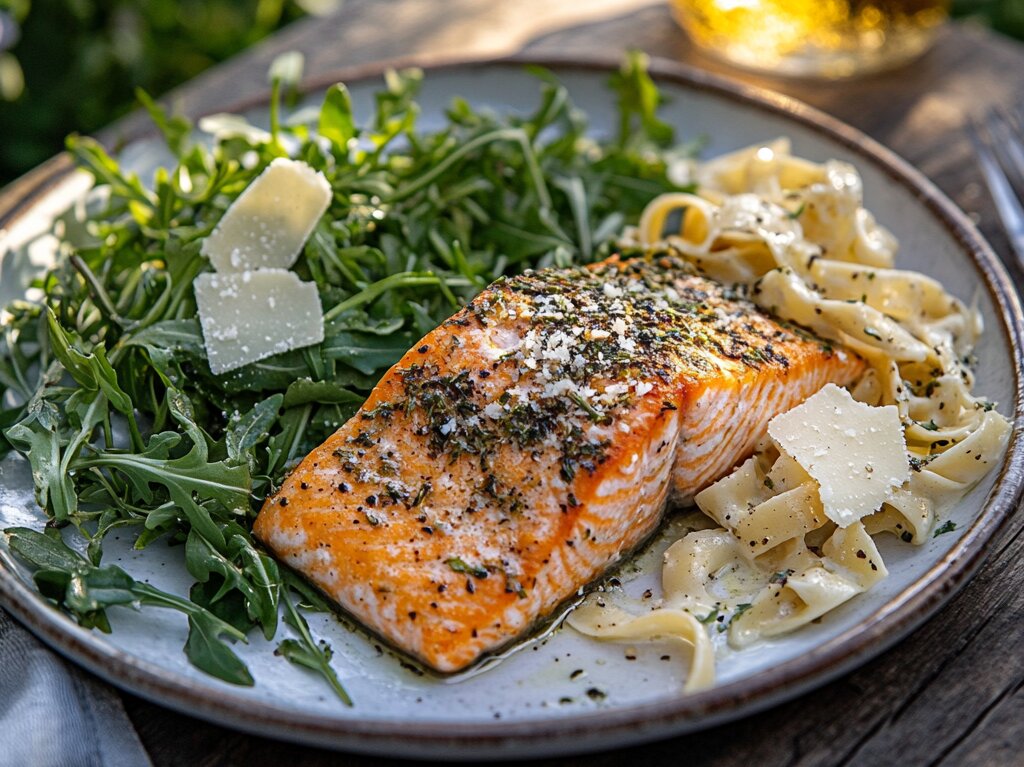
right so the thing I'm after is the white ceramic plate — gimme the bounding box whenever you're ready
[1,56,1022,759]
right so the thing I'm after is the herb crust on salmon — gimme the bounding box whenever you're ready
[254,254,864,672]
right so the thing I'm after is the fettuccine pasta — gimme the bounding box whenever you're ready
[568,139,1011,691]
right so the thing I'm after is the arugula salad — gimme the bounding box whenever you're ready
[0,52,694,701]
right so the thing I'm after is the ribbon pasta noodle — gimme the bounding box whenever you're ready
[572,139,1011,692]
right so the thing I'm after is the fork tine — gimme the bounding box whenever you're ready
[968,117,1024,271]
[985,109,1024,200]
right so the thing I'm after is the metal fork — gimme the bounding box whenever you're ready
[967,109,1024,272]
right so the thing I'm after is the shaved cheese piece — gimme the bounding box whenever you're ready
[195,270,323,375]
[201,158,331,272]
[767,383,908,528]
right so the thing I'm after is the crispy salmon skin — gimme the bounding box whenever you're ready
[254,254,863,672]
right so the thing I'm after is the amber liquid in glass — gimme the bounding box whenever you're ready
[671,0,950,78]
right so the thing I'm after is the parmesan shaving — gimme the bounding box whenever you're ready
[767,383,909,528]
[201,158,331,273]
[195,270,324,375]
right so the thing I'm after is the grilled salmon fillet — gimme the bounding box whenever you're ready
[254,254,863,672]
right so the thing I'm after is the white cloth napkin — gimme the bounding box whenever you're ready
[0,609,152,767]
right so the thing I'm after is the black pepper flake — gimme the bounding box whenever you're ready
[418,345,429,353]
[338,482,350,493]
[365,495,378,506]
[278,497,288,507]
[352,431,374,447]
[408,611,417,621]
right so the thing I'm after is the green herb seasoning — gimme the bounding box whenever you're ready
[344,254,805,555]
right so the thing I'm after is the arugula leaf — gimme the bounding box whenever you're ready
[185,529,281,639]
[282,380,362,409]
[610,51,673,149]
[190,579,254,634]
[184,612,254,686]
[697,608,719,625]
[135,88,192,158]
[123,319,206,359]
[6,527,85,571]
[322,330,417,376]
[226,394,283,462]
[319,83,357,153]
[277,591,352,706]
[4,411,79,522]
[75,392,250,550]
[6,527,253,685]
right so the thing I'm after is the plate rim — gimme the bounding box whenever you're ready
[1,52,1022,759]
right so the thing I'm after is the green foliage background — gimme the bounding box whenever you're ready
[0,0,318,185]
[953,0,1024,39]
[0,0,1021,187]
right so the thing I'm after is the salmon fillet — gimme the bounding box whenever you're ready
[254,254,863,672]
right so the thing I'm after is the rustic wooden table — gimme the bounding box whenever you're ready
[15,1,1024,764]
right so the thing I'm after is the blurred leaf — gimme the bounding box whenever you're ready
[268,50,304,89]
[318,83,356,153]
[0,0,311,183]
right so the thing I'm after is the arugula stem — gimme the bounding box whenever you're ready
[284,404,311,468]
[149,376,168,432]
[125,410,145,453]
[323,272,441,322]
[269,78,282,146]
[102,412,114,450]
[3,328,33,399]
[86,466,125,504]
[388,128,553,210]
[70,255,124,327]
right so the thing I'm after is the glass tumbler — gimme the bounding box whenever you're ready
[670,0,950,79]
